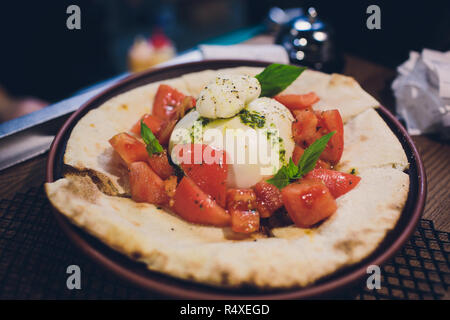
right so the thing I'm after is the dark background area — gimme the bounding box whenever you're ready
[0,0,449,102]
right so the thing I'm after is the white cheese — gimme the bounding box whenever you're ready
[169,98,294,188]
[196,74,261,119]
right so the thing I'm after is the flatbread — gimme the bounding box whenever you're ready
[45,167,408,288]
[45,65,410,289]
[63,78,190,195]
[283,72,380,123]
[336,108,409,173]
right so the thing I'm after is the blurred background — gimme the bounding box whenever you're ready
[0,0,449,122]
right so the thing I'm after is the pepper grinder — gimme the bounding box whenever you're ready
[275,7,344,73]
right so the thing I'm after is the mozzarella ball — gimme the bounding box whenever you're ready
[196,74,261,119]
[169,98,294,188]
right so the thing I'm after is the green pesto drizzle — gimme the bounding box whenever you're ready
[265,124,286,164]
[238,109,266,129]
[198,117,212,127]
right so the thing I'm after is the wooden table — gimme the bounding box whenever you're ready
[1,35,448,233]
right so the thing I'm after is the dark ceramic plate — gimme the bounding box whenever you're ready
[46,60,426,299]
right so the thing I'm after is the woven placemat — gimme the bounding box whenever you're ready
[0,187,448,300]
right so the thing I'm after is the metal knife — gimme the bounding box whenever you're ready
[0,49,203,171]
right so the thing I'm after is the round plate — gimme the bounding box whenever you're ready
[46,60,426,299]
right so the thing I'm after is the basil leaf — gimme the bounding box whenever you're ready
[255,63,306,97]
[297,131,335,175]
[140,121,163,155]
[267,131,335,189]
[286,158,300,178]
[266,166,291,189]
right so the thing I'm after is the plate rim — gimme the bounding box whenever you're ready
[45,59,427,299]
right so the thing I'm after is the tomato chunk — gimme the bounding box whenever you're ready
[230,210,260,234]
[253,180,283,218]
[147,150,174,180]
[292,109,318,146]
[130,113,177,147]
[173,177,230,226]
[152,84,195,121]
[314,110,344,165]
[274,92,319,111]
[156,119,177,146]
[176,144,228,207]
[129,162,168,205]
[176,96,196,119]
[131,114,163,136]
[226,189,256,211]
[292,145,331,170]
[305,169,361,198]
[292,109,344,165]
[281,178,337,228]
[109,133,148,166]
[152,84,185,120]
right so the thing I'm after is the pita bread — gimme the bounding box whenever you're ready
[63,78,190,195]
[45,65,410,289]
[45,167,408,288]
[284,72,380,123]
[336,108,409,173]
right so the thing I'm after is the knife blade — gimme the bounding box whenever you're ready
[0,76,126,171]
[0,49,203,171]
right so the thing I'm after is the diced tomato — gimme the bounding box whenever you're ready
[131,114,163,136]
[152,84,185,120]
[230,210,260,234]
[226,189,256,211]
[292,145,331,170]
[129,162,168,205]
[292,109,318,147]
[253,180,283,218]
[152,84,195,121]
[109,133,148,166]
[131,85,195,146]
[157,119,177,146]
[314,110,344,165]
[147,150,174,180]
[292,108,344,165]
[305,169,361,198]
[274,92,319,111]
[173,177,230,227]
[188,96,196,107]
[281,178,337,228]
[176,144,228,207]
[176,96,196,119]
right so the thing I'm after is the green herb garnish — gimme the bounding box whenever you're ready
[140,121,163,156]
[267,158,299,189]
[199,117,212,127]
[239,109,266,129]
[255,63,306,97]
[267,131,335,189]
